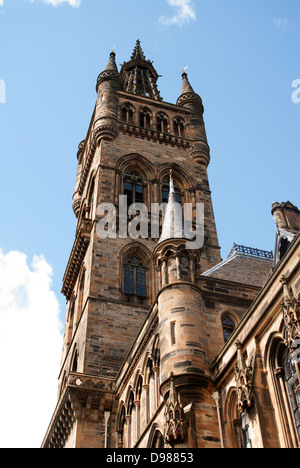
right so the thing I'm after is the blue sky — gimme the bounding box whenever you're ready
[0,0,299,448]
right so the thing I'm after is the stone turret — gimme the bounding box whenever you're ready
[94,49,123,142]
[177,71,210,166]
[154,175,211,415]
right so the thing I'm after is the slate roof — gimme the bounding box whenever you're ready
[202,245,273,288]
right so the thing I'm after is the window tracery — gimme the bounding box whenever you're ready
[123,256,147,298]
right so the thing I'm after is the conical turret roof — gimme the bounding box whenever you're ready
[105,48,119,72]
[157,172,184,245]
[177,71,203,113]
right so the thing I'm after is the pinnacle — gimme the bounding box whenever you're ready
[130,39,146,61]
[157,172,184,245]
[180,71,195,95]
[105,48,119,72]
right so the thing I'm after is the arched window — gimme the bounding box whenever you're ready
[135,375,143,440]
[140,108,151,129]
[157,113,169,134]
[67,300,75,347]
[124,257,147,298]
[117,404,126,448]
[281,347,300,442]
[151,430,164,448]
[174,118,185,138]
[222,315,235,342]
[71,348,78,372]
[122,104,134,124]
[127,390,135,448]
[86,177,95,219]
[124,174,144,207]
[77,269,85,323]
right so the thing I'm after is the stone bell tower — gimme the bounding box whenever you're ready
[42,40,221,448]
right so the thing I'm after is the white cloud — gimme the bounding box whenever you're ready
[0,250,63,448]
[159,0,196,27]
[273,17,296,32]
[31,0,81,7]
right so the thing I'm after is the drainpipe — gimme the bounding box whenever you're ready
[212,392,224,448]
[104,411,111,448]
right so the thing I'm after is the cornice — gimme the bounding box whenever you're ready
[62,218,93,299]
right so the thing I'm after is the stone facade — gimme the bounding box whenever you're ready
[42,41,300,449]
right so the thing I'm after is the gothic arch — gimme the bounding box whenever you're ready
[132,370,143,393]
[139,107,153,129]
[147,424,165,448]
[119,242,155,302]
[157,163,194,191]
[264,331,299,447]
[124,385,135,411]
[219,311,238,343]
[121,102,136,125]
[143,353,154,385]
[117,401,126,432]
[157,163,194,206]
[264,331,285,371]
[224,387,243,448]
[151,334,160,367]
[156,111,170,134]
[116,153,155,181]
[85,171,96,219]
[70,345,79,372]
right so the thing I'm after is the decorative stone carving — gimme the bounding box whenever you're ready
[234,341,255,412]
[281,275,300,353]
[164,373,185,444]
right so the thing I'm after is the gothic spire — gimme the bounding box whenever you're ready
[120,39,162,101]
[96,47,122,93]
[180,71,195,95]
[130,39,146,61]
[177,70,204,114]
[105,48,119,72]
[158,171,184,245]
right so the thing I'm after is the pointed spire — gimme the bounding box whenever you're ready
[177,70,204,114]
[120,40,162,101]
[130,39,146,61]
[105,48,119,72]
[180,71,195,95]
[158,171,184,245]
[96,46,122,93]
